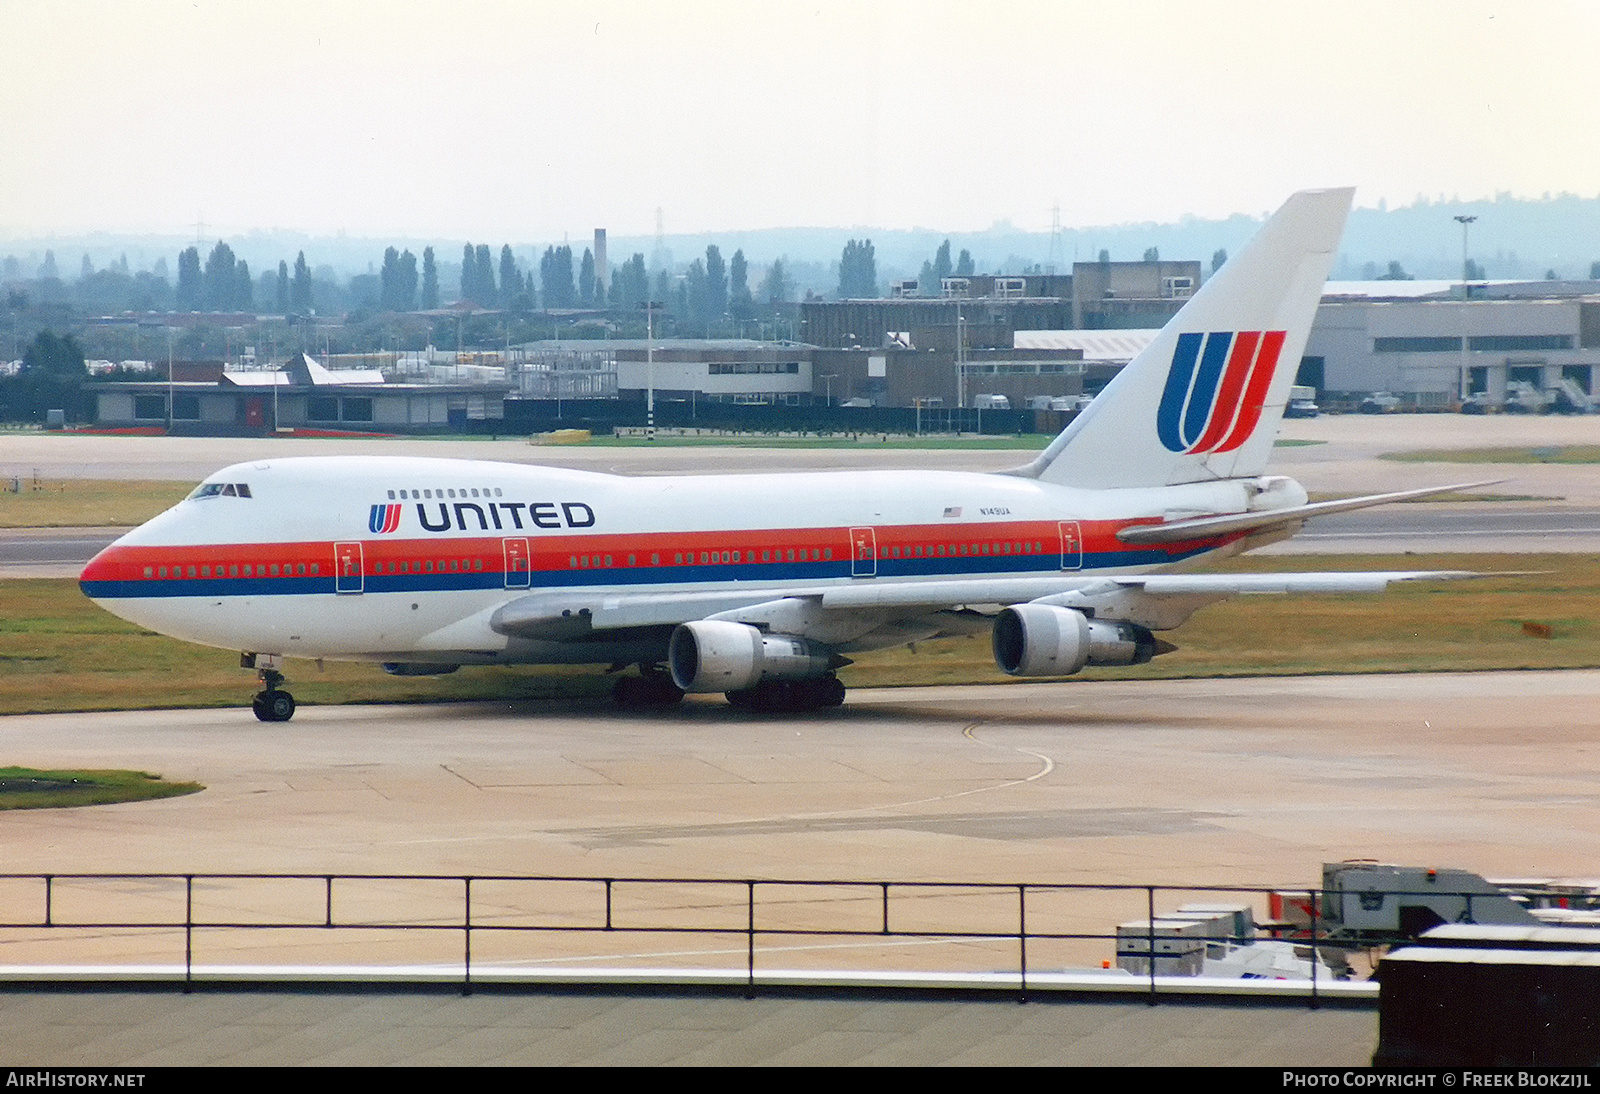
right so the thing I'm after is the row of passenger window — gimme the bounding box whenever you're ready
[886,540,1046,559]
[557,541,1046,570]
[562,541,1049,568]
[386,487,504,500]
[145,558,500,579]
[140,541,1051,583]
[144,561,316,579]
[369,558,485,574]
[568,547,834,569]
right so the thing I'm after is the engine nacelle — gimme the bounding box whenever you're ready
[668,621,834,693]
[991,604,1158,677]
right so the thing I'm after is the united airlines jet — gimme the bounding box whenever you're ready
[80,189,1478,720]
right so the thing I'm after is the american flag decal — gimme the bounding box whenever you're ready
[943,506,962,518]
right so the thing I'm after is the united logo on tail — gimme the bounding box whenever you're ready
[1156,330,1286,455]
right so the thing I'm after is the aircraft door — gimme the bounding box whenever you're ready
[503,537,531,589]
[1058,521,1083,571]
[850,527,877,578]
[335,541,364,594]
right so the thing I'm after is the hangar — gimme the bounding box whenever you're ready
[91,352,510,432]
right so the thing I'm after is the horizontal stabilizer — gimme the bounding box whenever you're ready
[1115,480,1502,545]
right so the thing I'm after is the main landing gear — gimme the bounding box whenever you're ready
[612,665,847,713]
[612,667,686,709]
[251,666,297,723]
[724,674,846,713]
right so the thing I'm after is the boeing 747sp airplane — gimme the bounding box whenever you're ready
[80,188,1481,720]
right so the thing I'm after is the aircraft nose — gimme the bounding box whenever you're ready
[79,539,131,595]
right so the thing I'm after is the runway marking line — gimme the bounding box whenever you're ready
[392,720,1058,847]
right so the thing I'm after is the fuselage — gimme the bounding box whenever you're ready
[80,454,1272,662]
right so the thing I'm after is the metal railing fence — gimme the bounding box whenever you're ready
[0,871,1541,1005]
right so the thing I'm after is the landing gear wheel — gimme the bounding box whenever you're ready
[253,689,296,722]
[724,687,760,710]
[724,675,846,713]
[249,664,296,722]
[814,674,847,708]
[612,672,685,709]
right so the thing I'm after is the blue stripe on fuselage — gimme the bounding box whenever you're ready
[79,542,1218,601]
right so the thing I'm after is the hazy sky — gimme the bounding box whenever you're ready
[5,0,1597,240]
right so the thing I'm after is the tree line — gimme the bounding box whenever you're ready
[0,331,94,423]
[1,236,821,333]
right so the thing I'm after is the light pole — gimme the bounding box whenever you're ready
[955,300,967,412]
[641,301,663,440]
[1455,214,1477,288]
[1455,214,1478,403]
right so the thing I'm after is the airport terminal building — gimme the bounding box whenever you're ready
[1011,280,1600,413]
[1305,281,1600,410]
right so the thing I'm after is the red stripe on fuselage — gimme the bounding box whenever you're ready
[82,517,1234,587]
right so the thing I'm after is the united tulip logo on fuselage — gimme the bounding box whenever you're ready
[369,500,597,534]
[1156,330,1286,454]
[368,504,402,534]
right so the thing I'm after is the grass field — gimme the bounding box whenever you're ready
[586,435,1324,450]
[583,434,1054,450]
[5,553,1594,715]
[0,767,203,810]
[0,479,191,528]
[3,444,1330,529]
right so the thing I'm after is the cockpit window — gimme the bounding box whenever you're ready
[187,482,252,500]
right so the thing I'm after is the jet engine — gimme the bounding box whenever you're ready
[668,621,835,693]
[991,604,1159,677]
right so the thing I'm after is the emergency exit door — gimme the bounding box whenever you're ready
[1058,521,1083,571]
[503,538,531,588]
[335,541,364,594]
[850,527,877,577]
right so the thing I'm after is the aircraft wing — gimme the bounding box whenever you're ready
[490,569,1481,640]
[1115,481,1500,545]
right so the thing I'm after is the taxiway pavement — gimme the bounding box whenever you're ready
[5,671,1596,887]
[1,420,1593,1064]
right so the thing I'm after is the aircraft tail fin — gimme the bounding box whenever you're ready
[1005,187,1352,489]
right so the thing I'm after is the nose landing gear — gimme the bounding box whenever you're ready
[250,664,297,722]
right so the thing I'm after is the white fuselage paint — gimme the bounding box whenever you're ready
[81,454,1261,663]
